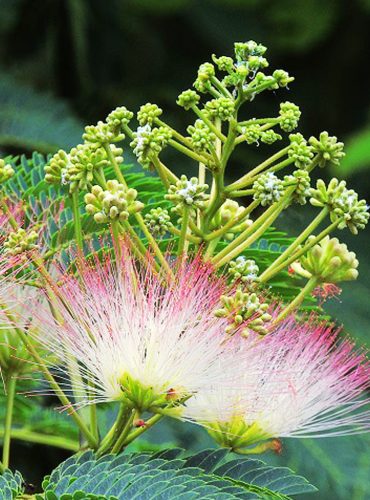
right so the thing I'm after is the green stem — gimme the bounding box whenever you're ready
[71,189,83,250]
[0,198,18,230]
[260,220,340,283]
[259,208,329,283]
[0,428,79,452]
[191,105,227,141]
[228,189,255,198]
[168,139,212,165]
[111,220,122,260]
[2,376,17,468]
[3,309,97,449]
[151,156,171,189]
[88,381,99,443]
[122,413,163,446]
[111,410,135,454]
[167,225,201,244]
[178,207,190,256]
[227,147,289,191]
[210,76,233,98]
[97,404,128,456]
[274,277,319,323]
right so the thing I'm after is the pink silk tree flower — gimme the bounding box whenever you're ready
[26,251,239,414]
[183,316,370,453]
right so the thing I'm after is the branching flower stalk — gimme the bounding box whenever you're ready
[0,40,369,470]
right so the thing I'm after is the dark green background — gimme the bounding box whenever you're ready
[0,1,370,498]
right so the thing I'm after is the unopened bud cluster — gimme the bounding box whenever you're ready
[228,257,259,283]
[144,207,172,236]
[293,236,359,284]
[166,176,209,216]
[84,180,143,224]
[4,228,39,255]
[215,289,271,336]
[0,159,15,184]
[210,200,251,241]
[131,125,172,169]
[253,172,284,206]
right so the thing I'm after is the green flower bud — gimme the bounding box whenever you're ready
[211,54,234,73]
[253,172,284,206]
[106,106,133,133]
[309,178,347,210]
[177,90,200,110]
[67,144,118,191]
[279,102,301,132]
[293,236,359,284]
[240,124,262,144]
[260,129,282,144]
[288,133,314,168]
[204,97,235,121]
[0,159,15,184]
[215,289,271,337]
[44,149,70,185]
[144,207,172,236]
[137,103,163,126]
[228,256,259,283]
[130,125,172,169]
[309,131,345,168]
[84,180,143,224]
[284,169,311,205]
[194,62,215,93]
[83,121,124,146]
[210,200,252,241]
[333,189,369,234]
[234,41,267,63]
[272,69,294,88]
[4,228,39,255]
[166,175,209,216]
[187,120,215,153]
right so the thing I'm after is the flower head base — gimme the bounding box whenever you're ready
[166,175,209,216]
[84,180,143,224]
[184,317,370,452]
[292,236,359,284]
[309,131,345,168]
[0,159,15,184]
[253,172,284,206]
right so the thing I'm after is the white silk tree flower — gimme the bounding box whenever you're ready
[28,251,238,414]
[184,316,370,453]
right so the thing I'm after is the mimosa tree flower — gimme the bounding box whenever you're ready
[26,250,239,414]
[184,316,370,453]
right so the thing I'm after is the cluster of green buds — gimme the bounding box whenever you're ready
[279,102,301,132]
[83,121,125,147]
[288,133,313,168]
[166,175,209,217]
[284,169,311,205]
[144,207,172,236]
[0,159,15,184]
[84,180,143,224]
[210,200,252,241]
[4,228,39,255]
[44,149,70,185]
[310,179,369,234]
[253,172,285,206]
[215,289,271,337]
[187,120,216,154]
[292,236,359,284]
[228,257,259,283]
[309,131,345,168]
[240,124,282,145]
[130,124,172,169]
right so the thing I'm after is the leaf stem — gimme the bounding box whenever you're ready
[2,375,17,468]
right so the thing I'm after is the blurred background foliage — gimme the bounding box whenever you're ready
[0,0,370,498]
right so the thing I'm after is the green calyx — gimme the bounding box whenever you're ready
[207,416,270,451]
[210,200,251,241]
[292,236,359,284]
[119,373,184,415]
[84,180,143,224]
